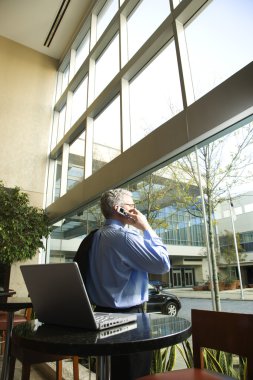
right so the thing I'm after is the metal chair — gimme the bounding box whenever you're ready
[137,309,253,380]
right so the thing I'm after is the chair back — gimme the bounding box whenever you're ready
[192,309,253,378]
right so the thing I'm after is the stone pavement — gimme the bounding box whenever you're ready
[166,287,253,301]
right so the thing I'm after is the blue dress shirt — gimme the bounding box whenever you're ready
[86,219,170,308]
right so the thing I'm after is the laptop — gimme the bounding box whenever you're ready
[20,262,137,330]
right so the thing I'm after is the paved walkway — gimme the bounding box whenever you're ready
[167,287,253,300]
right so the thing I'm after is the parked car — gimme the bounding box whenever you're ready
[149,280,169,290]
[146,283,181,316]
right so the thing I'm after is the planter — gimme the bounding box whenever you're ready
[193,284,209,291]
[208,281,225,291]
[0,263,11,291]
[193,285,205,291]
[224,280,239,290]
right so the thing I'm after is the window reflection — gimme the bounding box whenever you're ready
[92,96,121,173]
[55,63,70,101]
[49,204,103,262]
[48,0,253,292]
[67,132,85,191]
[54,154,62,201]
[56,105,66,144]
[129,40,183,145]
[49,116,253,293]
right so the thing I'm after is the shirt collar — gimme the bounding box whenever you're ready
[104,218,125,228]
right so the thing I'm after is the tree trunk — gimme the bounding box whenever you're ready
[207,203,221,311]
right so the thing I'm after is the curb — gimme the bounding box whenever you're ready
[164,288,253,301]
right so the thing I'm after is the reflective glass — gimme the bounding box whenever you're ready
[127,0,170,60]
[129,41,183,145]
[56,105,66,144]
[184,0,253,102]
[48,112,253,307]
[54,154,62,201]
[71,77,88,125]
[75,32,90,73]
[172,0,182,6]
[61,65,70,94]
[67,132,85,191]
[49,204,102,262]
[96,0,118,41]
[92,96,121,173]
[95,34,119,97]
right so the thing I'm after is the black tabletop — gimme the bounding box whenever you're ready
[0,290,16,297]
[12,313,191,357]
[0,297,32,312]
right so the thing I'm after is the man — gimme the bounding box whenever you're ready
[86,188,170,379]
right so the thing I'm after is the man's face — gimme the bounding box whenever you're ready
[121,195,136,212]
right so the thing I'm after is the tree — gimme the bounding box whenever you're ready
[128,121,253,310]
[166,122,253,310]
[218,230,246,283]
[132,171,174,230]
[0,181,50,265]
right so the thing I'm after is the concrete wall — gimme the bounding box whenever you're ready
[0,36,58,294]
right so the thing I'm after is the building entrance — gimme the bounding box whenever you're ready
[171,268,194,287]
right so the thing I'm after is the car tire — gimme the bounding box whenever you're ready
[162,302,178,316]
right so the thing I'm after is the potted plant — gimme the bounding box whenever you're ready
[0,181,50,291]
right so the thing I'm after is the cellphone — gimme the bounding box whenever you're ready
[117,207,129,217]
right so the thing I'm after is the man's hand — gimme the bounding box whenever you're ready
[127,209,152,232]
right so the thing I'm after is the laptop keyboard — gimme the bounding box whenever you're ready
[94,312,136,329]
[95,313,112,323]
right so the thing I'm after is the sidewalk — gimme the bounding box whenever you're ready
[167,287,253,300]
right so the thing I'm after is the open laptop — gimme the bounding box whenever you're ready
[20,262,137,330]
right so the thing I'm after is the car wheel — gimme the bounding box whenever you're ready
[162,302,178,316]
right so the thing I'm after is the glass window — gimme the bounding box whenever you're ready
[130,168,204,247]
[71,77,88,125]
[172,0,182,6]
[55,64,70,100]
[96,0,118,41]
[184,0,253,102]
[54,154,62,201]
[127,0,170,60]
[56,105,67,144]
[48,203,103,263]
[129,40,183,145]
[95,33,119,97]
[67,132,85,191]
[75,32,90,73]
[92,96,121,173]
[49,217,86,262]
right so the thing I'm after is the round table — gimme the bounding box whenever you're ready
[0,297,32,380]
[11,313,191,380]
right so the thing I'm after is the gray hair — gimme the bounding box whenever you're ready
[100,188,132,218]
